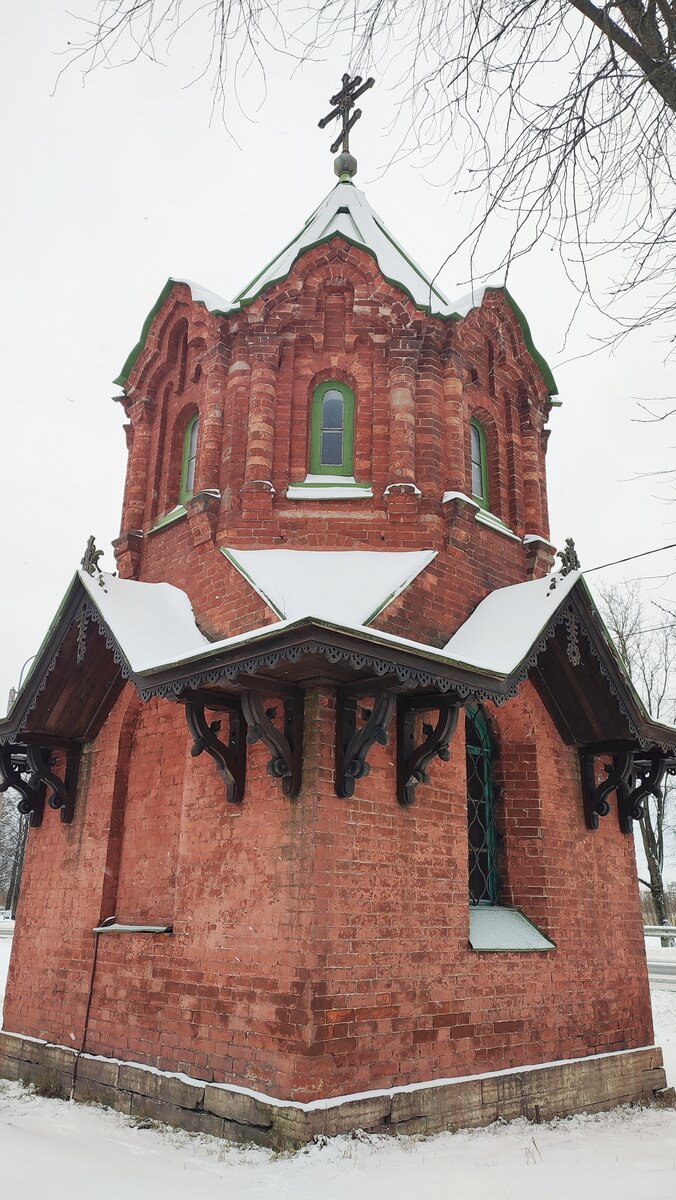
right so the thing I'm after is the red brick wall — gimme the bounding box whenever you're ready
[3,232,650,1104]
[3,679,652,1100]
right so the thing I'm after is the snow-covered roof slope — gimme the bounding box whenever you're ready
[233,181,454,314]
[222,548,436,626]
[80,570,210,674]
[443,571,581,676]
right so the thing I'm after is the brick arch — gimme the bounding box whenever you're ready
[133,298,191,397]
[98,688,144,922]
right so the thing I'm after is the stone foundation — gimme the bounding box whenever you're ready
[0,1031,669,1150]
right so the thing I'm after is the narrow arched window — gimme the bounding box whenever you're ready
[310,381,355,477]
[466,705,499,905]
[470,419,488,508]
[179,414,198,503]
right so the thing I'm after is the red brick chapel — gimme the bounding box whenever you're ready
[1,80,674,1146]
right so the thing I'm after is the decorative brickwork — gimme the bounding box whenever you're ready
[0,197,658,1139]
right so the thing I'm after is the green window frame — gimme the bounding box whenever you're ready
[179,414,199,503]
[310,381,355,477]
[466,704,500,906]
[470,418,489,509]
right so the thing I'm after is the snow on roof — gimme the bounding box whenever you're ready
[115,179,557,395]
[221,548,436,626]
[232,181,460,316]
[443,570,581,676]
[80,570,210,674]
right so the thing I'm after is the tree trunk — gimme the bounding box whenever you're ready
[7,818,27,921]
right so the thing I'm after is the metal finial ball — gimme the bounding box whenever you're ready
[334,151,357,179]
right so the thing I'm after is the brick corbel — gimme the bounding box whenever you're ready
[112,530,144,580]
[186,491,221,547]
[442,492,480,550]
[524,535,556,580]
[240,479,276,520]
[384,483,421,522]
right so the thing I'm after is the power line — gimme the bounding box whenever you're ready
[585,541,676,574]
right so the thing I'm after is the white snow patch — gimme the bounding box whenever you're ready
[475,510,520,541]
[221,548,436,625]
[286,485,373,500]
[171,278,231,313]
[79,571,210,673]
[469,906,555,951]
[444,571,581,676]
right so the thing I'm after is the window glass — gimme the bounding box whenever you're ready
[180,416,198,502]
[466,705,499,905]
[321,390,344,466]
[310,382,354,476]
[470,422,485,502]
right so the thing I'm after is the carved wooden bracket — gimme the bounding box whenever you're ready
[335,690,396,799]
[0,745,44,827]
[617,751,668,835]
[0,742,82,827]
[241,690,304,798]
[26,744,82,825]
[184,698,246,805]
[397,698,459,806]
[580,749,635,831]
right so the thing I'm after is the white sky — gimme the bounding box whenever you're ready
[1,5,674,735]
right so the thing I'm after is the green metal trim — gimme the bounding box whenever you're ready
[148,504,188,534]
[470,418,490,511]
[310,381,355,476]
[114,279,175,389]
[220,548,284,619]
[179,414,199,504]
[491,287,559,398]
[113,270,556,407]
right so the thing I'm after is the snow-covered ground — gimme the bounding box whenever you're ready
[1,941,675,1199]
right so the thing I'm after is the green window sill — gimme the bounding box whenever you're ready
[149,504,188,534]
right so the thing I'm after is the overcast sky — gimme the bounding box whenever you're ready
[1,4,675,729]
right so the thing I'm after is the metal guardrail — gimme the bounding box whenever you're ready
[644,925,676,938]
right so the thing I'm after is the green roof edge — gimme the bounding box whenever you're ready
[490,287,558,397]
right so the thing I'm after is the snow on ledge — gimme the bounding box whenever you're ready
[221,548,436,626]
[0,1027,657,1113]
[79,571,210,674]
[469,906,555,951]
[444,570,581,676]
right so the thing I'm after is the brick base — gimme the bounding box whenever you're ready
[0,1030,668,1149]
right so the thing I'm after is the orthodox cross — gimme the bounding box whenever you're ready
[318,73,375,156]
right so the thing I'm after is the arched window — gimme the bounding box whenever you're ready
[466,705,499,906]
[179,414,198,503]
[310,381,355,477]
[470,419,488,508]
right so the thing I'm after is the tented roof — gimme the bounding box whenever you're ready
[114,182,557,395]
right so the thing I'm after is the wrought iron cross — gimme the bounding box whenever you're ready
[319,73,375,155]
